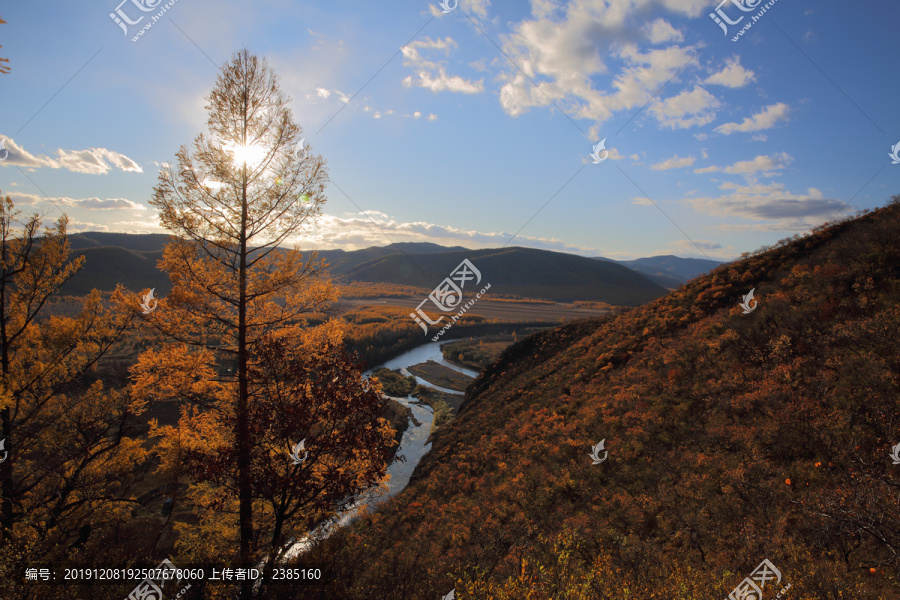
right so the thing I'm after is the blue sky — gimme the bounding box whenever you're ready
[1,0,899,261]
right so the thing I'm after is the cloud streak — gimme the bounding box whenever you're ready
[0,137,142,174]
[715,103,790,135]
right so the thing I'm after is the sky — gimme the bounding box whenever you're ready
[1,0,899,261]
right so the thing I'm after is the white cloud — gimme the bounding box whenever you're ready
[650,86,720,129]
[705,56,756,88]
[106,220,166,233]
[694,152,792,176]
[715,102,790,135]
[651,154,695,170]
[56,149,117,175]
[401,37,485,94]
[462,0,491,20]
[402,72,484,94]
[669,238,724,252]
[64,197,146,210]
[645,19,683,44]
[531,0,562,19]
[0,137,58,169]
[501,35,697,124]
[495,0,704,125]
[308,87,349,104]
[289,210,615,257]
[686,182,849,228]
[5,191,145,211]
[632,196,654,205]
[0,138,141,174]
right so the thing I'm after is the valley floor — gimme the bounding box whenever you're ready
[335,297,611,322]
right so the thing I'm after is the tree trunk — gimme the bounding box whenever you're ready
[0,406,10,544]
[238,128,254,600]
[0,241,11,544]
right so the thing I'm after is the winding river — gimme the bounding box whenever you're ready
[284,340,479,558]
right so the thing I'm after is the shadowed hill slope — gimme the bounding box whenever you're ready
[60,246,167,296]
[340,246,667,305]
[298,197,900,600]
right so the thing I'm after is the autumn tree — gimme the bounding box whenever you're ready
[142,322,397,595]
[0,196,144,595]
[126,48,393,598]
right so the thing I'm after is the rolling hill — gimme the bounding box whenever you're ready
[622,254,722,282]
[295,198,900,599]
[61,245,167,296]
[338,246,667,305]
[58,236,669,306]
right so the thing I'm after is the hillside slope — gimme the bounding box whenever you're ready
[300,198,900,599]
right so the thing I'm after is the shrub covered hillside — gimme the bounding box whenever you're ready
[298,198,900,600]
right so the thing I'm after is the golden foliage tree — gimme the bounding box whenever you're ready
[0,197,143,591]
[124,48,394,598]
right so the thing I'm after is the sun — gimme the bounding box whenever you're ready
[224,142,266,169]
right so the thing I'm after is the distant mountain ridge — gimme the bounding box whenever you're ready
[59,233,715,304]
[595,254,722,288]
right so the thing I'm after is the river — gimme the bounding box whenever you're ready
[283,339,477,558]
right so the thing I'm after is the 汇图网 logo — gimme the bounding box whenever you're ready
[410,258,491,341]
[289,439,309,466]
[710,0,780,42]
[589,439,608,464]
[438,0,458,14]
[110,0,163,34]
[140,288,158,314]
[725,558,791,600]
[889,442,900,465]
[710,0,763,35]
[889,141,900,165]
[110,0,182,42]
[739,288,757,314]
[590,139,608,164]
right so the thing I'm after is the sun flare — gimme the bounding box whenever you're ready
[224,142,266,169]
